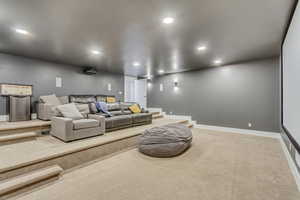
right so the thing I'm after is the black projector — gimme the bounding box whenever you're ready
[83,67,97,75]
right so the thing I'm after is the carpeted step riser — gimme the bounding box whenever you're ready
[0,165,63,199]
[0,132,39,146]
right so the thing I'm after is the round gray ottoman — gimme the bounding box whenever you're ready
[139,123,192,157]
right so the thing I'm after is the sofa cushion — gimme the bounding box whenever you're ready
[120,102,134,110]
[110,110,123,116]
[122,110,132,115]
[95,112,110,118]
[73,119,99,130]
[105,115,132,129]
[69,95,96,103]
[96,95,106,102]
[40,94,61,106]
[107,103,121,111]
[58,96,69,104]
[132,113,152,123]
[56,103,83,120]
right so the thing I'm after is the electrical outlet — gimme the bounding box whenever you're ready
[248,123,252,128]
[31,113,37,120]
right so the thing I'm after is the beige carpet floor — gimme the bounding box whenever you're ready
[13,129,300,200]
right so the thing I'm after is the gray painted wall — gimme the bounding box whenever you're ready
[0,53,124,115]
[148,58,280,132]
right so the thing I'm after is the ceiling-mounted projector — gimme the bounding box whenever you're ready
[83,67,97,75]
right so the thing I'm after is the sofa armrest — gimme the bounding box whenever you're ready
[88,114,106,132]
[51,117,73,141]
[37,103,56,121]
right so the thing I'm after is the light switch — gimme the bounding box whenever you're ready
[160,84,164,92]
[56,77,62,88]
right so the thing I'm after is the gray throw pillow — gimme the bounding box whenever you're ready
[56,103,83,120]
[40,94,62,106]
[75,103,90,114]
[89,103,98,114]
[51,106,63,117]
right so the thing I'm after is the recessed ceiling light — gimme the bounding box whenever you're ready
[162,17,175,24]
[197,46,207,51]
[91,50,101,55]
[15,28,30,35]
[133,62,140,67]
[214,59,222,65]
[158,70,164,74]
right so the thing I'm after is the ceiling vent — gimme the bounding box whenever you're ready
[83,67,97,75]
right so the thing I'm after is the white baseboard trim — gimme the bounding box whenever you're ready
[161,114,279,139]
[147,108,163,113]
[0,115,9,122]
[164,114,192,121]
[280,137,300,191]
[194,124,280,139]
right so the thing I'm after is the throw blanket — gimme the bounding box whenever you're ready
[95,101,113,117]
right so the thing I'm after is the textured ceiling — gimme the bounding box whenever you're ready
[0,0,294,76]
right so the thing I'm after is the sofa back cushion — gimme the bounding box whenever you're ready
[107,103,121,111]
[89,103,98,114]
[96,95,107,102]
[69,95,96,104]
[40,94,61,106]
[110,110,124,116]
[120,102,134,110]
[58,96,69,104]
[56,103,83,120]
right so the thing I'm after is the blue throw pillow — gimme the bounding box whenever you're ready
[95,101,113,117]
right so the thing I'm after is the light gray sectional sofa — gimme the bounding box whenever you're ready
[37,94,152,138]
[69,95,152,132]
